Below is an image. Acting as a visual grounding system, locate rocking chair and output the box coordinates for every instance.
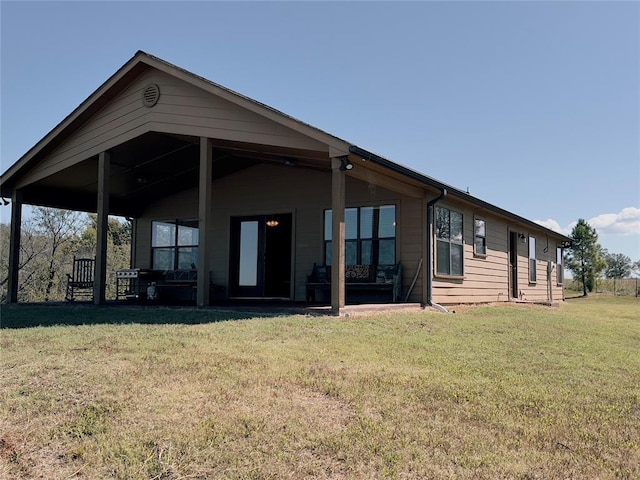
[65,256,96,301]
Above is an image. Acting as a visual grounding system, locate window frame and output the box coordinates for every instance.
[151,219,199,271]
[323,204,397,267]
[435,206,464,277]
[473,217,487,257]
[528,235,537,283]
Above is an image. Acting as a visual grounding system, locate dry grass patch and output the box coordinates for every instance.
[1,296,638,479]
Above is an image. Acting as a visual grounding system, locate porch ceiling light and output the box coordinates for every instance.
[339,156,354,171]
[266,216,279,227]
[283,158,297,167]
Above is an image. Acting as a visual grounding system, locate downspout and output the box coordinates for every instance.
[426,189,448,313]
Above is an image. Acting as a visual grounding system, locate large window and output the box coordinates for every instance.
[474,218,487,256]
[436,207,463,276]
[529,236,537,283]
[152,220,199,270]
[556,247,564,285]
[324,205,396,266]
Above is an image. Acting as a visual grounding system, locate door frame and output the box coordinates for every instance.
[509,230,519,299]
[228,212,295,299]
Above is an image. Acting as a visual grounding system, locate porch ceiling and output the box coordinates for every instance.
[17,131,332,217]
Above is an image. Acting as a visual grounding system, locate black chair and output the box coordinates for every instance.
[65,256,96,301]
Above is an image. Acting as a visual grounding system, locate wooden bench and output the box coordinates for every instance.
[149,270,225,304]
[156,269,198,303]
[306,263,402,304]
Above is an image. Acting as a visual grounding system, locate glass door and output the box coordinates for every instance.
[229,214,292,298]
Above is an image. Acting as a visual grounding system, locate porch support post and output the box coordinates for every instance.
[7,190,23,304]
[197,137,213,307]
[421,192,429,307]
[331,156,346,314]
[94,151,110,305]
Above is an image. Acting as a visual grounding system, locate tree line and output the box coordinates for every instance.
[0,207,131,303]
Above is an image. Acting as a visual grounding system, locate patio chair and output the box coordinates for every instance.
[65,256,96,301]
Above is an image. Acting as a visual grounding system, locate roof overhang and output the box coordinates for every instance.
[348,145,573,243]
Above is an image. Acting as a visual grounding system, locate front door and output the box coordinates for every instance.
[509,231,519,299]
[229,214,292,298]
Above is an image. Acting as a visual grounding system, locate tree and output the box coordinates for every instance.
[0,220,48,302]
[632,260,640,277]
[1,209,132,303]
[565,219,606,296]
[603,252,632,279]
[32,207,87,301]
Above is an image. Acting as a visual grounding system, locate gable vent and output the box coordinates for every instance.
[142,83,160,107]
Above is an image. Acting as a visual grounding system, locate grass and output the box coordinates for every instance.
[0,296,638,479]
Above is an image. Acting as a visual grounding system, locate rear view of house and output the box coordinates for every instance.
[0,51,570,312]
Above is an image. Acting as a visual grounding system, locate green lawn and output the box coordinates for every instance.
[1,296,638,479]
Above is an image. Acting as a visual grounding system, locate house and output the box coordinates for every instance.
[0,51,571,312]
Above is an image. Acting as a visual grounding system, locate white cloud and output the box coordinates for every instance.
[535,207,640,237]
[533,219,570,235]
[587,207,640,235]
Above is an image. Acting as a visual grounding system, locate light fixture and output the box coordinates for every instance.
[266,216,279,227]
[283,158,297,167]
[339,156,354,171]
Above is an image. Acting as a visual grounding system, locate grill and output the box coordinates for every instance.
[116,269,162,300]
[116,269,140,279]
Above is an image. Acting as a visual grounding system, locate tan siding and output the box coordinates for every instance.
[431,201,566,305]
[134,165,566,305]
[399,198,424,303]
[433,201,510,303]
[22,69,327,187]
[137,178,562,305]
[135,163,419,301]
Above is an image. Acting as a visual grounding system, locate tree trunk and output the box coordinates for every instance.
[44,259,55,302]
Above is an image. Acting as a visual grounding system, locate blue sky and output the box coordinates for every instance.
[1,1,639,261]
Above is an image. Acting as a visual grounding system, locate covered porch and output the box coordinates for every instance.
[1,52,438,313]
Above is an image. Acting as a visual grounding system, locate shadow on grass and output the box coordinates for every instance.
[0,303,302,329]
[565,294,588,300]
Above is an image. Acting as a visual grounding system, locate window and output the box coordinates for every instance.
[529,236,536,283]
[436,207,464,276]
[324,205,396,266]
[152,220,199,270]
[474,218,487,256]
[556,247,564,285]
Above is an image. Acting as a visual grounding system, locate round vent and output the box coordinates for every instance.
[142,83,160,107]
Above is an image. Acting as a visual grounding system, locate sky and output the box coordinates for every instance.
[1,1,639,262]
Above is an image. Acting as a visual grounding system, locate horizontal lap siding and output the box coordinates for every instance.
[432,202,565,304]
[433,202,509,304]
[23,69,326,186]
[135,177,566,305]
[136,165,413,301]
[520,237,565,303]
[399,199,424,303]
